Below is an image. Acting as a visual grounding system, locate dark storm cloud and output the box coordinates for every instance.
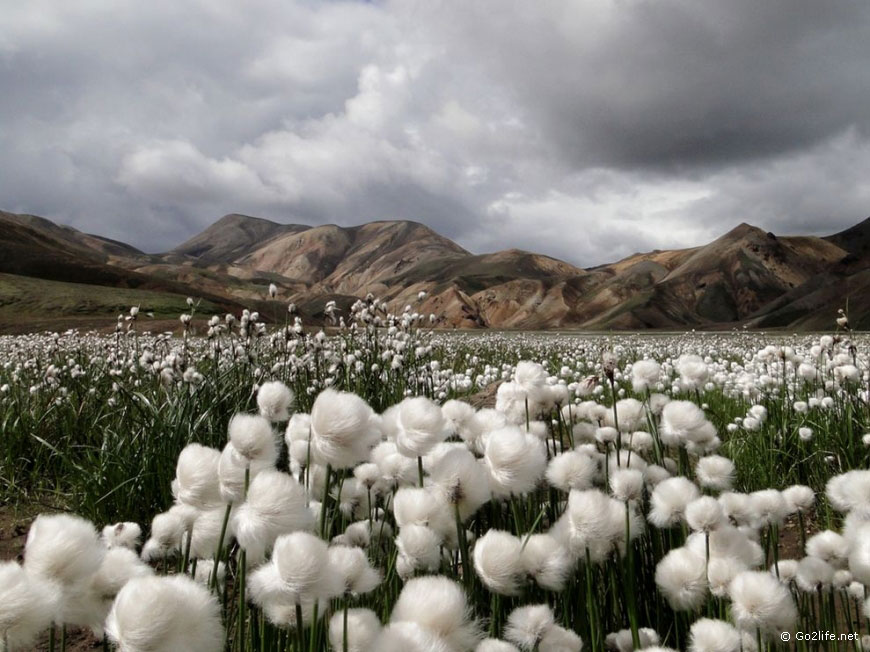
[435,0,870,170]
[1,0,869,263]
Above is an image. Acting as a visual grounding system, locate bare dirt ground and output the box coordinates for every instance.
[467,380,499,409]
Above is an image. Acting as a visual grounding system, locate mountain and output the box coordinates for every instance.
[0,210,147,262]
[0,211,250,326]
[172,213,311,262]
[1,209,867,332]
[745,217,870,329]
[640,224,843,323]
[238,220,469,293]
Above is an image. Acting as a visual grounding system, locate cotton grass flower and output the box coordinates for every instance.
[833,569,853,588]
[24,514,105,589]
[310,389,379,468]
[181,506,239,561]
[272,531,337,600]
[195,561,226,585]
[562,487,643,561]
[328,545,381,596]
[728,570,797,638]
[441,399,476,438]
[0,561,61,650]
[354,462,382,492]
[687,526,763,568]
[141,511,185,561]
[393,487,451,532]
[677,354,708,389]
[397,396,449,458]
[484,426,547,498]
[605,398,645,432]
[649,477,700,528]
[539,625,582,652]
[718,493,755,527]
[515,360,549,395]
[749,490,788,526]
[688,618,742,652]
[373,622,453,652]
[660,401,713,447]
[606,627,660,651]
[232,470,314,564]
[610,468,644,502]
[795,556,834,592]
[655,547,708,611]
[706,557,747,598]
[396,524,443,579]
[595,426,618,445]
[371,440,417,489]
[328,608,382,652]
[631,359,661,393]
[259,597,326,630]
[467,408,509,453]
[218,441,277,504]
[644,465,671,487]
[101,522,142,550]
[477,639,521,652]
[390,576,482,652]
[473,530,524,595]
[565,489,617,548]
[257,380,294,422]
[695,456,736,492]
[228,413,277,462]
[71,547,154,636]
[106,574,223,652]
[428,447,492,521]
[173,443,223,509]
[504,604,555,650]
[284,412,312,450]
[770,559,798,583]
[520,533,572,592]
[806,530,849,566]
[827,470,870,513]
[686,497,726,533]
[546,450,598,492]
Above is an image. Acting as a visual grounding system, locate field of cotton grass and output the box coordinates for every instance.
[2,297,870,651]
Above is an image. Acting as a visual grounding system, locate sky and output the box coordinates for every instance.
[2,0,869,266]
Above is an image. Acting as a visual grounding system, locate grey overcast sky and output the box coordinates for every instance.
[2,0,869,265]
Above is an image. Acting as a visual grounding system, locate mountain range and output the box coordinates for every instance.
[1,208,867,332]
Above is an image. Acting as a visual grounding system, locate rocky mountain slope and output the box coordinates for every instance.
[1,209,867,331]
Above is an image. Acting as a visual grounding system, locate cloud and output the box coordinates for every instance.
[1,0,868,263]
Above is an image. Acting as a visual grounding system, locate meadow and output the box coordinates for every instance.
[1,297,869,651]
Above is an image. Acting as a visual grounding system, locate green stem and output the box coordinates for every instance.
[211,502,232,590]
[295,601,305,652]
[343,599,349,652]
[308,601,320,652]
[238,549,247,650]
[625,502,640,649]
[320,464,332,538]
[454,501,471,590]
[237,466,250,651]
[585,548,599,652]
[181,525,193,575]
